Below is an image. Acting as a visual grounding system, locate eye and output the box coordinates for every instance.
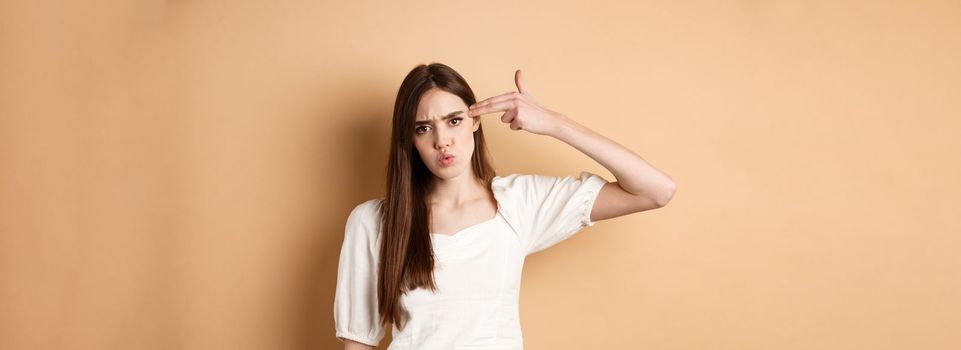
[449,118,462,126]
[415,125,430,134]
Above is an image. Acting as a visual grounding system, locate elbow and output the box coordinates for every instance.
[654,181,677,208]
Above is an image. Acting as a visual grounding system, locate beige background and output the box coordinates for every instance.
[1,0,959,349]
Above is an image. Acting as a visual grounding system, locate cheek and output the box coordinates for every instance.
[412,139,430,156]
[456,123,473,137]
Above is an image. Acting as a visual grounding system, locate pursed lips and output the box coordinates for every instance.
[437,152,455,161]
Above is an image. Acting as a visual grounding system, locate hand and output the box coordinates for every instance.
[467,69,568,136]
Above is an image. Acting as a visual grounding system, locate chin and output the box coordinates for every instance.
[431,165,469,180]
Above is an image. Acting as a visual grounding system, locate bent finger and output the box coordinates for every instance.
[500,109,517,124]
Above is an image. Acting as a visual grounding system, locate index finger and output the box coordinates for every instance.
[470,91,519,110]
[468,100,514,117]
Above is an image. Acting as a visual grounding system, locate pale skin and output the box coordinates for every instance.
[468,69,677,220]
[343,340,374,350]
[341,69,675,349]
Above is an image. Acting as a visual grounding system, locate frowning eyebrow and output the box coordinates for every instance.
[415,110,464,126]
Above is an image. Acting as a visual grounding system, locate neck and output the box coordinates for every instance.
[428,171,487,208]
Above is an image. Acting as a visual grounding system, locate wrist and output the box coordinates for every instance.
[549,113,578,139]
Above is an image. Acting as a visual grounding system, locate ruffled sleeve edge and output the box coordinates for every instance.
[336,330,381,347]
[577,170,609,227]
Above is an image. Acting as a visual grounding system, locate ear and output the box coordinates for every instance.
[472,116,481,132]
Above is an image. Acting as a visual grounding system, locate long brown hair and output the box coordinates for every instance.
[378,63,496,330]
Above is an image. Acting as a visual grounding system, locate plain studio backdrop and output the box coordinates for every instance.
[1,0,959,349]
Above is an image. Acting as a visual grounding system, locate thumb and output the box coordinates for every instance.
[514,69,530,95]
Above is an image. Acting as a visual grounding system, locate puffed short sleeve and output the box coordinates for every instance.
[333,199,387,346]
[492,171,608,256]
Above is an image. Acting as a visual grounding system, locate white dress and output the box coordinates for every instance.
[334,171,608,349]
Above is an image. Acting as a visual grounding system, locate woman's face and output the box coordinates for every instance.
[412,87,481,181]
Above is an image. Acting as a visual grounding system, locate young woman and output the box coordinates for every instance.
[334,63,676,349]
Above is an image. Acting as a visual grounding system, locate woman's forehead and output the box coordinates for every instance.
[416,89,466,120]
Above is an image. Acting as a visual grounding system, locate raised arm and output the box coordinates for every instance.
[467,69,676,222]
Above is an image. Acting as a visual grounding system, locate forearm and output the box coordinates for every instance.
[344,339,374,350]
[550,115,676,205]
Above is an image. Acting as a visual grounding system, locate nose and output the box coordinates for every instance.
[433,126,452,150]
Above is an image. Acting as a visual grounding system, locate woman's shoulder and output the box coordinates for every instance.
[491,172,581,192]
[350,197,385,216]
[490,173,544,211]
[345,197,385,239]
[490,173,535,190]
